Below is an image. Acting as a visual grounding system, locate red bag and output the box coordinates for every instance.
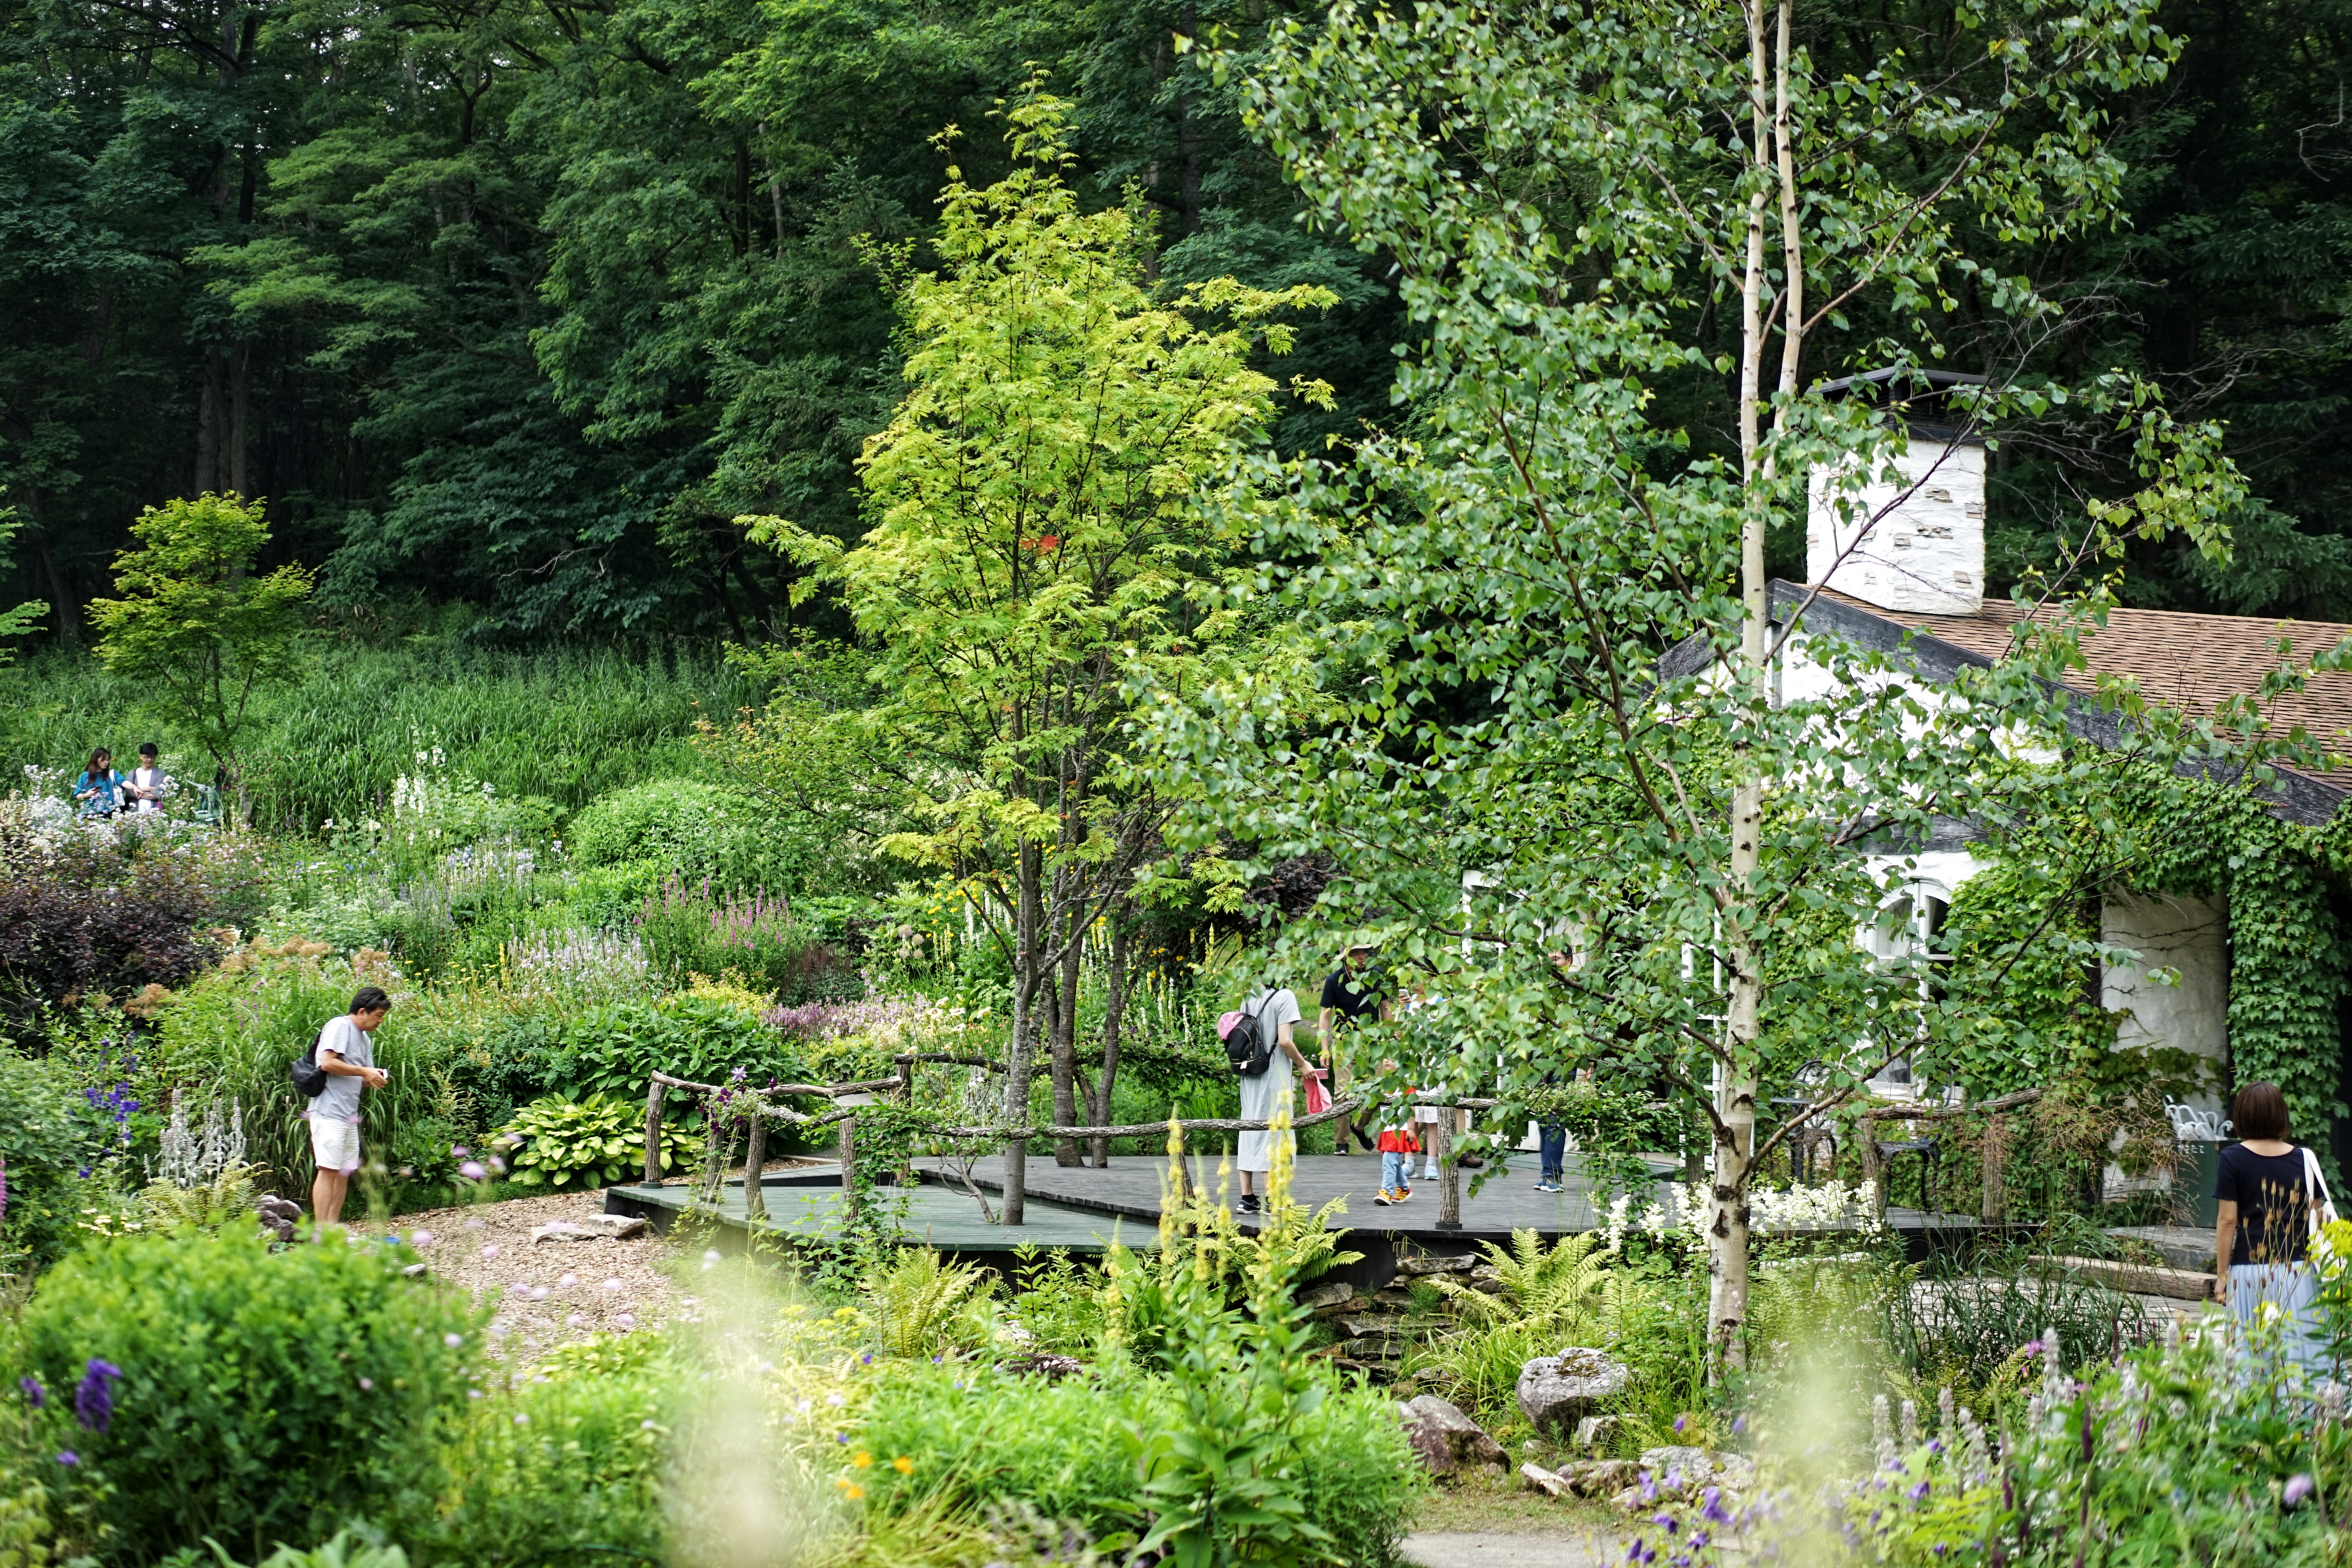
[1303,1068,1332,1117]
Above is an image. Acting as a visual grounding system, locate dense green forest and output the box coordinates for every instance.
[4,0,2352,637]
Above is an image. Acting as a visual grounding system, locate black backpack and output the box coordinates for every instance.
[290,1029,330,1098]
[1219,992,1277,1078]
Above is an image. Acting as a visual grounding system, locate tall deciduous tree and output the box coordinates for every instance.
[1158,0,2255,1363]
[87,493,314,811]
[751,85,1331,1223]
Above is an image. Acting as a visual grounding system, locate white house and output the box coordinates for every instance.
[1666,371,2352,1159]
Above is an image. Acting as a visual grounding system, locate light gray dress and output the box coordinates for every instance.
[1236,987,1303,1173]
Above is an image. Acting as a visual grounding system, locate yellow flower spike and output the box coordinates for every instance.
[893,1455,915,1474]
[852,1451,873,1468]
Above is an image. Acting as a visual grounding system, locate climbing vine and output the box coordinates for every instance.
[1938,764,2352,1181]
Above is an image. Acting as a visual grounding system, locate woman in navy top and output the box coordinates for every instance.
[72,748,123,818]
[2213,1080,2329,1375]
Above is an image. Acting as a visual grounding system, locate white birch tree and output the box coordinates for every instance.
[1154,0,2252,1365]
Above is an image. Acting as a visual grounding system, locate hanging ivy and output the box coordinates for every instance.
[1939,859,2115,1097]
[1915,759,2352,1186]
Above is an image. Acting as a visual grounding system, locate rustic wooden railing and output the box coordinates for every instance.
[1855,1087,2043,1222]
[639,1054,1502,1229]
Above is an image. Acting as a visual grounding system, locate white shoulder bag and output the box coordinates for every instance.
[2304,1146,2341,1240]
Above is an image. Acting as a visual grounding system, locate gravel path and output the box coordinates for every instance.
[393,1190,691,1361]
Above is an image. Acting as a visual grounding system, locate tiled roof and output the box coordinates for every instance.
[1815,586,2352,759]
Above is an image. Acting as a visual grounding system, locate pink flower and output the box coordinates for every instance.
[460,1161,486,1181]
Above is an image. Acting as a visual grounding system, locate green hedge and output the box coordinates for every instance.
[6,1232,485,1564]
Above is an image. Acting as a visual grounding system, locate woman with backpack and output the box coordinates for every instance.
[1230,978,1312,1215]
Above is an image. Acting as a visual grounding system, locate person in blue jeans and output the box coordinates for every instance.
[1536,1122,1568,1194]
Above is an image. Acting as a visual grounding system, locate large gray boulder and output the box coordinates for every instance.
[1396,1394,1508,1475]
[1515,1347,1630,1437]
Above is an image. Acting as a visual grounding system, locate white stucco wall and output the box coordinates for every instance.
[2100,890,2230,1197]
[2100,890,2230,1096]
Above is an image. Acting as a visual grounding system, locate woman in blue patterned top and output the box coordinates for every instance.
[72,748,123,818]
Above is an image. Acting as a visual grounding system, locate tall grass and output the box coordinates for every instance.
[1,641,759,830]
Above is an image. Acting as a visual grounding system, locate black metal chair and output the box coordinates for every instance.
[1770,1059,1838,1185]
[1873,1083,1960,1212]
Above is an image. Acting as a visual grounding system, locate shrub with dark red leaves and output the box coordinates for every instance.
[0,808,246,1032]
[0,879,223,1024]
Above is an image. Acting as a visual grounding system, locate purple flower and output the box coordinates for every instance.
[2286,1473,2316,1508]
[459,1161,486,1181]
[74,1360,122,1434]
[2021,1339,2043,1355]
[55,1451,77,1466]
[1673,1414,1688,1434]
[19,1376,42,1408]
[1908,1480,1931,1502]
[1701,1488,1730,1525]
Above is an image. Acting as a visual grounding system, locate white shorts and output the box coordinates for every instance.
[309,1117,361,1174]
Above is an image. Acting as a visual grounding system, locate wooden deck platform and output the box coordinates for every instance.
[603,1154,1992,1281]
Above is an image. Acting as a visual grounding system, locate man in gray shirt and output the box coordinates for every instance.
[309,986,391,1225]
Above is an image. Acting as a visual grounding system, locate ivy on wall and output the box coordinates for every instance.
[1929,764,2352,1182]
[2129,777,2348,1162]
[1940,859,2114,1097]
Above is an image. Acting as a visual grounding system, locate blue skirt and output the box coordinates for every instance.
[2227,1262,2329,1381]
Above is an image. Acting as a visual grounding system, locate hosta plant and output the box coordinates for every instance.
[495,1094,701,1188]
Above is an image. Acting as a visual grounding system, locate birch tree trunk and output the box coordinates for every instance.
[1707,0,1801,1373]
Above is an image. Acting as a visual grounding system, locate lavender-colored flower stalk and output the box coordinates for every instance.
[2286,1473,2316,1508]
[19,1375,42,1408]
[74,1359,122,1434]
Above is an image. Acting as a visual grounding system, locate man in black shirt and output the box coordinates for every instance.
[1320,943,1383,1152]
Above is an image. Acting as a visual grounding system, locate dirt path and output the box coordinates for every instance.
[390,1190,691,1360]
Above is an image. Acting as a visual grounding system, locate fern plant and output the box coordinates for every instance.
[1412,1229,1658,1431]
[137,1162,258,1233]
[864,1246,996,1359]
[1427,1229,1610,1332]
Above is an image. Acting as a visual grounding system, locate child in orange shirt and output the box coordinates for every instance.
[1372,1058,1419,1205]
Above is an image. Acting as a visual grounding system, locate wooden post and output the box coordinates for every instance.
[643,1078,665,1186]
[1860,1119,1886,1220]
[1980,1113,2005,1225]
[839,1111,859,1223]
[742,1107,766,1221]
[1434,1111,1461,1230]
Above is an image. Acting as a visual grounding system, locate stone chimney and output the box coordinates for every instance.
[1804,369,1986,616]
